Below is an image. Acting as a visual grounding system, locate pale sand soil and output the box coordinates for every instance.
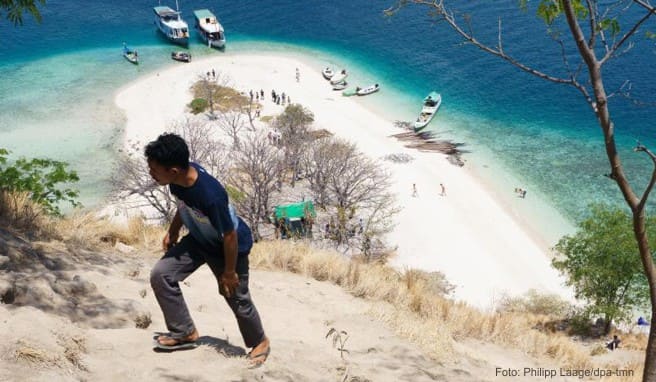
[0,228,643,381]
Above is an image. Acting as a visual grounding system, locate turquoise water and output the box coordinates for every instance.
[1,1,655,244]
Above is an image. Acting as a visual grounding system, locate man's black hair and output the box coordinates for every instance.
[144,133,190,169]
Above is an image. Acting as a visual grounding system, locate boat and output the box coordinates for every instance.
[342,88,357,97]
[122,43,139,65]
[332,81,348,90]
[153,2,189,46]
[330,69,348,85]
[322,67,334,80]
[355,83,380,96]
[193,9,225,48]
[413,91,442,131]
[171,51,191,62]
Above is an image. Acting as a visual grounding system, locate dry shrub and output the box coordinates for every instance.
[496,289,571,316]
[0,190,54,238]
[14,341,59,368]
[58,335,87,371]
[54,213,164,250]
[590,345,607,356]
[617,331,648,351]
[250,240,599,368]
[134,312,152,329]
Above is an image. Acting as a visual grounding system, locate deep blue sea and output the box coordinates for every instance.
[1,0,655,243]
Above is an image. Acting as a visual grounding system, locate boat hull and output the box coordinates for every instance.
[154,15,189,47]
[413,92,442,131]
[197,29,226,48]
[171,52,191,62]
[193,9,225,49]
[123,54,138,65]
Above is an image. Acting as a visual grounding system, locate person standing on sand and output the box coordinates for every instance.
[145,133,270,366]
[440,183,446,196]
[412,183,418,197]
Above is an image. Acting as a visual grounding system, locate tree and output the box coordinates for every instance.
[272,104,315,187]
[306,138,398,254]
[0,148,80,216]
[111,118,230,223]
[227,132,284,241]
[553,204,654,334]
[218,109,247,149]
[387,1,656,378]
[1,0,45,25]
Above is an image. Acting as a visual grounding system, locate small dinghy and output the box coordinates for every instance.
[322,67,334,80]
[332,80,348,90]
[122,43,139,65]
[330,69,348,85]
[171,51,192,63]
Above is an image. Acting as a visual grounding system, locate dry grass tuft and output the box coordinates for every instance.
[14,343,52,364]
[134,312,152,329]
[59,335,88,371]
[54,212,164,250]
[496,289,571,316]
[0,191,55,238]
[616,331,648,351]
[250,240,604,368]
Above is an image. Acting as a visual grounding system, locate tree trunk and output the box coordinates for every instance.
[561,2,656,379]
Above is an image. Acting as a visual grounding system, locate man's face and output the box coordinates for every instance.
[147,159,179,186]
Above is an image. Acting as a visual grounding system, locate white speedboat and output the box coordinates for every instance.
[193,9,225,49]
[322,67,334,80]
[330,69,348,85]
[154,3,189,46]
[414,91,442,131]
[356,83,380,96]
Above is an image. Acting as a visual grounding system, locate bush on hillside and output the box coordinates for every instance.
[189,98,208,114]
[0,148,80,217]
[496,289,572,316]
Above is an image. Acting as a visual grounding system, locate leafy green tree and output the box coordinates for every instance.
[387,1,656,378]
[272,104,315,187]
[1,0,45,25]
[0,148,80,216]
[554,205,654,333]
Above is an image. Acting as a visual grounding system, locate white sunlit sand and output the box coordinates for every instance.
[115,53,572,308]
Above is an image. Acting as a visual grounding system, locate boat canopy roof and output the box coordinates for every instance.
[193,9,217,20]
[154,6,179,17]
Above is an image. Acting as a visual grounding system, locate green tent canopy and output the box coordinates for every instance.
[274,201,316,220]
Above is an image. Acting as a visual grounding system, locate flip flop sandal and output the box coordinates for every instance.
[247,346,271,368]
[153,336,199,351]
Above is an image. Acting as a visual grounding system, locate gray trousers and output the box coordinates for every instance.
[150,235,265,348]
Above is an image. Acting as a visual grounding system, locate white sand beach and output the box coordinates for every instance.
[115,53,572,308]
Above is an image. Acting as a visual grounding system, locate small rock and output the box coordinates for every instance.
[114,242,135,254]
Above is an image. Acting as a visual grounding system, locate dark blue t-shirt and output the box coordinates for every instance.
[169,163,253,254]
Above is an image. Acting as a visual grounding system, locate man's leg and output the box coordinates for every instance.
[205,254,266,348]
[150,235,205,340]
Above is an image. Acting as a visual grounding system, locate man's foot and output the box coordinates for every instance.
[157,328,199,347]
[247,337,270,367]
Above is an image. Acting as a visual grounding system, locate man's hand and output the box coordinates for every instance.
[162,232,179,251]
[219,271,239,298]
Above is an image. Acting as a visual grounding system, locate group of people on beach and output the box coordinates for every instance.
[514,187,527,198]
[247,88,291,107]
